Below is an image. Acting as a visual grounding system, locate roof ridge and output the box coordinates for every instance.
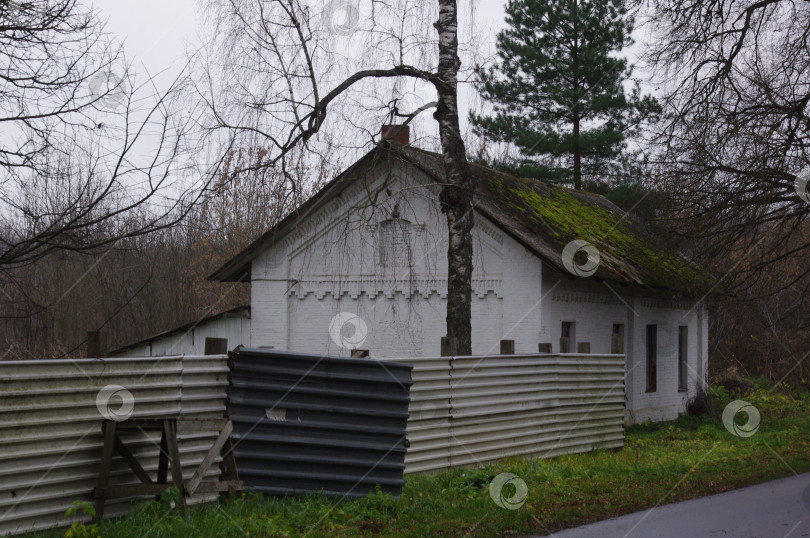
[397,145,608,200]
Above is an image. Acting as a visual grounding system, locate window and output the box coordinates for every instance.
[678,326,688,391]
[560,322,575,353]
[646,325,657,392]
[378,218,413,270]
[611,323,625,354]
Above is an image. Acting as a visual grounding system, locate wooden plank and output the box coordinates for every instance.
[118,416,177,431]
[165,419,187,510]
[94,421,117,521]
[97,481,244,498]
[156,426,168,501]
[113,424,162,432]
[95,483,173,497]
[175,418,229,432]
[185,421,233,496]
[113,436,153,484]
[184,480,244,494]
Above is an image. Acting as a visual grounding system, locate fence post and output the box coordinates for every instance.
[441,337,455,357]
[87,331,104,357]
[499,340,515,354]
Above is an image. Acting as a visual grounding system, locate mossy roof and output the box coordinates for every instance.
[210,144,713,296]
[398,146,713,295]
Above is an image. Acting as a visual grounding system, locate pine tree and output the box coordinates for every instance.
[471,0,659,190]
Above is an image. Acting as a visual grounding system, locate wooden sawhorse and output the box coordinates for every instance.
[94,417,242,520]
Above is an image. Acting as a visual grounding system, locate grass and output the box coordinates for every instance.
[26,381,810,537]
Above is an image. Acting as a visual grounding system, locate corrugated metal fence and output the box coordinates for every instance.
[228,349,412,498]
[0,355,229,536]
[0,351,623,534]
[402,354,626,473]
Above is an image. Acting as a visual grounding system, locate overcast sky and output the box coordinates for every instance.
[94,0,510,110]
[93,0,204,85]
[94,0,648,89]
[95,0,512,67]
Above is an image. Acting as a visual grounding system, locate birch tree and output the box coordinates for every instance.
[199,0,478,354]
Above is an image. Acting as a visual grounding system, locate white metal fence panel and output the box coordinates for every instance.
[400,354,625,473]
[0,355,229,536]
[399,357,452,473]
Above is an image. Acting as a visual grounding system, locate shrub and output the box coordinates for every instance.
[63,501,98,538]
[686,387,712,416]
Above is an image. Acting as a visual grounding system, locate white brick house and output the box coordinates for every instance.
[209,128,711,423]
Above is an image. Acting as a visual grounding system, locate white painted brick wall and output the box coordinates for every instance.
[113,315,251,357]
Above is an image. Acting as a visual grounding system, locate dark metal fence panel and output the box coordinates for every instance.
[227,349,412,499]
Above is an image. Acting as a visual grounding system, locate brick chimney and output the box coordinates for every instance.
[381,124,410,146]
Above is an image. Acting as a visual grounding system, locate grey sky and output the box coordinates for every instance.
[90,0,513,167]
[95,0,509,105]
[94,0,203,83]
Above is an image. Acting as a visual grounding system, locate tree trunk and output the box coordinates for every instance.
[573,114,581,190]
[435,0,474,356]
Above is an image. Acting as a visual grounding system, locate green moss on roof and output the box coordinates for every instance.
[482,174,710,291]
[395,145,711,292]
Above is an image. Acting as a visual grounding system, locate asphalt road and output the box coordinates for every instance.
[543,473,810,538]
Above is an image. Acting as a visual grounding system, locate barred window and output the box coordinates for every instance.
[378,218,412,269]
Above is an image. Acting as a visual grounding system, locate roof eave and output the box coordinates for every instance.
[208,262,252,283]
[109,305,251,354]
